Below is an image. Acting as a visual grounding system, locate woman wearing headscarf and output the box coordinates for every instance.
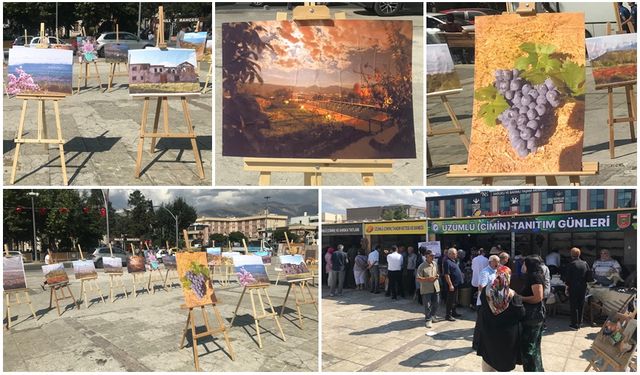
[324,247,335,287]
[475,266,525,372]
[353,249,369,290]
[520,255,546,371]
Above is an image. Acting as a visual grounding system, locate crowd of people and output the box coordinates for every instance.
[323,243,633,372]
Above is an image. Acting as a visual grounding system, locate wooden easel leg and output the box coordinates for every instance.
[53,100,68,185]
[249,289,262,348]
[10,99,28,185]
[625,85,636,140]
[190,309,200,371]
[304,172,322,186]
[109,276,115,303]
[305,282,318,311]
[122,276,129,299]
[525,176,536,186]
[181,97,205,179]
[53,287,62,316]
[163,269,170,288]
[107,63,116,92]
[179,308,192,349]
[150,97,162,153]
[569,176,581,186]
[80,280,88,308]
[263,289,286,342]
[6,293,12,329]
[94,279,106,304]
[608,88,615,158]
[135,98,150,178]
[147,271,153,294]
[279,283,293,318]
[93,62,102,88]
[481,177,493,186]
[212,305,236,360]
[294,283,304,328]
[84,63,89,88]
[25,291,37,320]
[49,287,54,309]
[66,285,80,310]
[544,176,558,186]
[230,287,246,326]
[441,95,469,149]
[361,173,375,186]
[258,172,271,186]
[39,99,48,151]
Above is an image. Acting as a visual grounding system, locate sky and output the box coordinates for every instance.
[322,189,487,215]
[251,20,412,87]
[183,32,207,44]
[586,33,637,60]
[128,48,196,67]
[9,47,73,65]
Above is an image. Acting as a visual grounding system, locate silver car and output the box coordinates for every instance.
[95,31,154,57]
[91,246,128,267]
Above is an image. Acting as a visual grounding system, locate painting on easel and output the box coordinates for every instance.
[72,259,98,280]
[426,43,462,95]
[128,48,200,95]
[206,247,222,266]
[592,312,637,368]
[468,13,586,173]
[77,36,98,62]
[105,43,129,63]
[144,250,160,270]
[42,263,69,285]
[233,255,270,286]
[103,256,123,273]
[279,255,311,279]
[586,33,637,87]
[3,256,27,290]
[162,255,177,268]
[177,252,217,307]
[222,20,416,159]
[182,31,208,60]
[127,255,146,273]
[7,47,73,96]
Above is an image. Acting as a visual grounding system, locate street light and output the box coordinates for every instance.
[26,191,39,262]
[264,196,271,243]
[154,205,178,249]
[100,189,110,245]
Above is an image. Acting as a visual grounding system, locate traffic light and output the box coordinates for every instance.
[15,206,23,213]
[100,207,107,217]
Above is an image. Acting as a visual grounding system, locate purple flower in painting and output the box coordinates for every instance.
[7,67,40,95]
[236,267,256,286]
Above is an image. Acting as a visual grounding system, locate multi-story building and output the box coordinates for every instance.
[289,212,319,226]
[192,213,289,241]
[322,212,344,224]
[346,204,426,221]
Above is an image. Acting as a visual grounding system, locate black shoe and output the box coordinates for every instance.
[452,312,462,318]
[569,324,579,330]
[374,291,380,294]
[446,316,456,322]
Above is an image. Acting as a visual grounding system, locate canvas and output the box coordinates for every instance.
[592,313,637,368]
[162,255,177,269]
[203,39,213,62]
[261,255,272,265]
[222,20,416,159]
[42,263,69,285]
[128,48,200,95]
[233,255,270,286]
[427,43,462,95]
[105,43,129,63]
[206,247,222,266]
[467,13,586,173]
[586,33,637,87]
[103,256,123,273]
[3,256,27,291]
[182,31,207,60]
[7,47,73,96]
[77,36,98,62]
[177,252,217,307]
[72,259,98,280]
[279,255,311,279]
[127,255,146,273]
[144,250,160,270]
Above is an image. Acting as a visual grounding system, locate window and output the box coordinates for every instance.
[463,197,474,216]
[616,189,634,208]
[540,191,554,212]
[445,199,456,217]
[427,201,440,218]
[481,196,491,212]
[589,189,605,209]
[564,190,579,211]
[499,195,510,211]
[123,33,138,41]
[104,33,116,40]
[519,193,531,213]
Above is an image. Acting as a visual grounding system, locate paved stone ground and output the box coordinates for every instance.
[3,62,212,186]
[215,4,424,186]
[3,265,318,372]
[322,287,600,372]
[427,65,637,186]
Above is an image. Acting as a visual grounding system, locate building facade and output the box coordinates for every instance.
[129,61,197,84]
[193,213,289,241]
[289,213,319,226]
[346,204,426,221]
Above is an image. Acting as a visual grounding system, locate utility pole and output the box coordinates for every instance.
[263,196,271,244]
[101,189,110,245]
[155,205,178,249]
[26,191,39,262]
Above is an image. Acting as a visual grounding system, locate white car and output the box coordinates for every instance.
[29,36,73,49]
[95,31,154,57]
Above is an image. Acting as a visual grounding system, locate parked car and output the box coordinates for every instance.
[426,12,474,43]
[95,31,154,58]
[29,36,73,49]
[155,248,171,262]
[440,8,501,24]
[12,35,34,46]
[91,246,128,268]
[358,2,423,16]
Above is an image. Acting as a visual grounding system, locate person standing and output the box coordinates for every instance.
[353,249,368,290]
[324,247,334,287]
[545,249,561,275]
[330,245,348,297]
[346,246,358,289]
[472,254,499,350]
[499,252,510,267]
[405,246,418,298]
[565,247,591,330]
[416,250,440,328]
[471,248,489,293]
[619,2,632,32]
[176,26,186,47]
[443,248,463,321]
[520,255,546,372]
[368,246,380,293]
[386,246,403,300]
[592,249,622,284]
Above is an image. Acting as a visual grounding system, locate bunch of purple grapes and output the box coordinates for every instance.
[494,69,562,157]
[185,270,207,298]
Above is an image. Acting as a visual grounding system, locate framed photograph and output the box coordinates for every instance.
[279,255,311,280]
[586,33,636,87]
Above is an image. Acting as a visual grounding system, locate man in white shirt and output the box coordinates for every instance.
[368,247,380,294]
[477,255,499,306]
[545,249,561,275]
[593,249,622,284]
[386,245,403,300]
[471,248,489,290]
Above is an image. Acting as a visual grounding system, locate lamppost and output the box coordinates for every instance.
[101,189,110,245]
[154,205,178,249]
[263,196,271,245]
[26,191,39,261]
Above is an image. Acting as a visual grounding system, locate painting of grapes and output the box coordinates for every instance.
[468,13,586,173]
[222,20,416,159]
[177,252,217,307]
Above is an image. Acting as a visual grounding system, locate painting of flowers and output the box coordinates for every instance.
[7,47,73,96]
[77,36,98,62]
[233,255,270,286]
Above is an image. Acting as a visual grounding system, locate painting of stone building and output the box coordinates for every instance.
[128,48,200,95]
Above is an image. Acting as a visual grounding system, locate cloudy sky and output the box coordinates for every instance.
[253,20,412,87]
[322,189,487,215]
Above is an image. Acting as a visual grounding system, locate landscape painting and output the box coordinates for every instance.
[467,13,585,173]
[182,31,207,60]
[3,256,27,291]
[280,254,311,279]
[233,255,270,286]
[427,43,462,95]
[105,43,129,63]
[586,33,637,87]
[7,47,73,96]
[162,255,177,269]
[103,256,123,273]
[72,259,98,280]
[206,247,222,266]
[127,255,146,273]
[204,39,212,62]
[222,20,416,159]
[177,252,217,307]
[42,263,69,285]
[128,48,200,95]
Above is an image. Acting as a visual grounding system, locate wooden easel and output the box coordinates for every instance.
[48,282,80,316]
[130,244,150,297]
[133,6,205,180]
[106,24,128,92]
[245,3,389,186]
[76,244,105,308]
[76,26,102,93]
[4,246,37,329]
[230,284,286,348]
[107,243,128,302]
[426,90,469,167]
[10,23,69,186]
[163,265,180,288]
[279,277,317,329]
[179,302,236,371]
[446,3,600,186]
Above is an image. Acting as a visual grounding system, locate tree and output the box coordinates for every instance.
[127,190,153,239]
[228,231,247,244]
[153,197,197,247]
[272,229,300,243]
[381,206,409,221]
[209,233,228,247]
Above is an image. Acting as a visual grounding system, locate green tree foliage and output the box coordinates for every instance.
[153,197,197,247]
[127,190,154,239]
[228,231,247,244]
[381,206,409,221]
[271,229,300,243]
[209,233,228,246]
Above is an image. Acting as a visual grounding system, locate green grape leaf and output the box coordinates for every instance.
[477,96,509,127]
[521,68,548,85]
[181,277,191,289]
[558,61,586,97]
[519,42,538,54]
[474,85,498,101]
[515,55,534,70]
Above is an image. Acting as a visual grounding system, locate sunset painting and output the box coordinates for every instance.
[222,20,416,159]
[72,259,98,280]
[42,263,69,285]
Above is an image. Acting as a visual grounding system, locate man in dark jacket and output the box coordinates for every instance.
[564,247,591,330]
[330,244,348,297]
